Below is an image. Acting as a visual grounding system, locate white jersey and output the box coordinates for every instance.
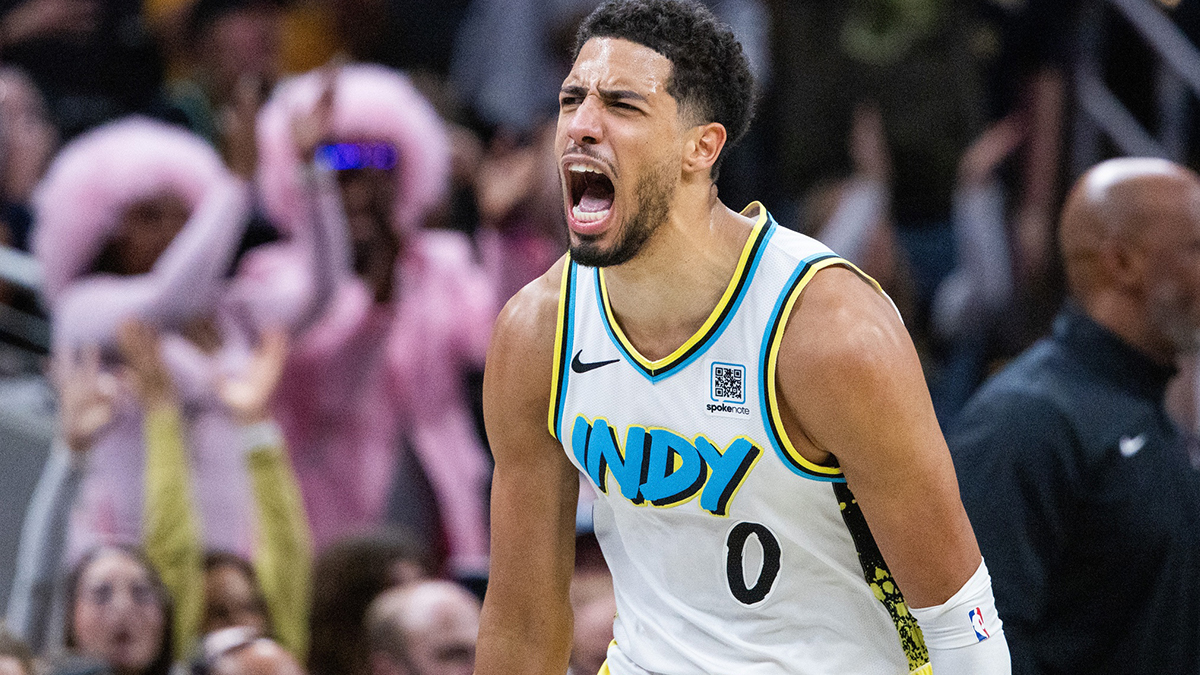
[550,204,931,675]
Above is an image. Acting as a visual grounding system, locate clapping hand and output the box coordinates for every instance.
[218,327,288,426]
[52,344,117,454]
[116,319,175,412]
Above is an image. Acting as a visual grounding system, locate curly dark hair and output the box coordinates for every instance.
[574,0,755,176]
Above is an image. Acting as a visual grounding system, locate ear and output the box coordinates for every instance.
[682,122,727,178]
[1102,237,1148,293]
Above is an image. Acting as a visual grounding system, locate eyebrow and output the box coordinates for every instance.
[560,85,649,104]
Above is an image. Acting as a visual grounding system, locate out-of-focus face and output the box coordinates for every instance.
[0,68,57,201]
[202,563,269,636]
[403,593,478,675]
[0,655,28,675]
[1141,180,1200,356]
[72,550,166,675]
[212,640,305,675]
[555,37,683,268]
[202,7,282,96]
[335,164,399,299]
[109,193,190,276]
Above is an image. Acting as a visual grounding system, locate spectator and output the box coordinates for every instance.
[6,344,114,654]
[803,104,910,312]
[199,553,270,640]
[765,0,988,335]
[365,581,479,675]
[0,66,57,252]
[30,117,252,559]
[62,546,174,675]
[29,114,339,562]
[8,318,311,661]
[0,0,169,139]
[255,64,495,576]
[473,120,566,303]
[169,0,285,148]
[567,544,614,675]
[197,629,304,675]
[115,320,310,659]
[307,530,430,675]
[948,157,1200,673]
[0,625,34,675]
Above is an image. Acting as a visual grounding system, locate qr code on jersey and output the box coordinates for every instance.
[711,362,745,403]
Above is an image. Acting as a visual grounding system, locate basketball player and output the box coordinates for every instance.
[476,1,1011,673]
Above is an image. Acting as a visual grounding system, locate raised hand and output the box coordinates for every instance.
[221,73,268,181]
[116,319,175,412]
[958,115,1026,189]
[291,66,338,162]
[219,327,288,425]
[849,104,890,183]
[52,344,117,454]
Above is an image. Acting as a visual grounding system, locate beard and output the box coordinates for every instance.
[1148,282,1200,356]
[569,159,674,268]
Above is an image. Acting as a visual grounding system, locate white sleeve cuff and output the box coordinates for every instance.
[239,420,284,455]
[909,558,1005,649]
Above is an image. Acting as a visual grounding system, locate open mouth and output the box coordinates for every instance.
[566,163,615,225]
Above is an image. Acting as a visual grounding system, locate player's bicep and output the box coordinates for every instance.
[478,271,578,674]
[781,268,980,608]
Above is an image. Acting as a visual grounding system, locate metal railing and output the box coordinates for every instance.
[1073,0,1200,174]
[0,245,48,352]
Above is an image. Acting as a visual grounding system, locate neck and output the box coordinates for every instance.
[1085,292,1177,367]
[599,183,756,360]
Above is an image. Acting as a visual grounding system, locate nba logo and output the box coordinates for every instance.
[969,607,990,641]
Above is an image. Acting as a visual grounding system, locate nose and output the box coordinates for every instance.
[110,587,136,614]
[566,94,604,147]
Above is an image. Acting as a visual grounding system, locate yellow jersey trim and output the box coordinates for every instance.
[595,203,770,378]
[763,257,887,479]
[548,261,575,440]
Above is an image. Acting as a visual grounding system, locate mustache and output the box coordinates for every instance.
[561,143,617,177]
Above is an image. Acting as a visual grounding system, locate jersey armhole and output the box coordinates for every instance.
[548,261,576,441]
[759,255,893,481]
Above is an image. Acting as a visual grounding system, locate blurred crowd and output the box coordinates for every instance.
[0,0,1195,673]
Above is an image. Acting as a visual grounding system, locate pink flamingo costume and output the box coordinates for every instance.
[32,117,341,560]
[255,65,496,574]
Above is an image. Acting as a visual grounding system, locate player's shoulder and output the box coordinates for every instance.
[488,256,569,374]
[766,222,837,265]
[484,256,569,441]
[781,264,912,384]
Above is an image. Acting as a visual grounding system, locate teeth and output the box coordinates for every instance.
[572,204,610,223]
[567,163,605,176]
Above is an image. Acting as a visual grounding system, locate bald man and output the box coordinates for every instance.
[210,639,306,675]
[948,157,1200,674]
[365,581,479,675]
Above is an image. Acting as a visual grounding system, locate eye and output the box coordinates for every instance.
[560,95,581,108]
[130,583,157,606]
[88,584,114,605]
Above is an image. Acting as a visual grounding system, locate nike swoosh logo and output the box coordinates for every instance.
[571,350,619,374]
[1119,434,1147,458]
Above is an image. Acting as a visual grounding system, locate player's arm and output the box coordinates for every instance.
[778,267,1010,673]
[475,259,581,675]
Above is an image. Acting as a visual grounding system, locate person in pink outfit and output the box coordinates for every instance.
[255,64,496,576]
[31,115,340,561]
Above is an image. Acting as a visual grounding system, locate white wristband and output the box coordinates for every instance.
[909,559,1004,649]
[239,420,284,455]
[909,560,1011,674]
